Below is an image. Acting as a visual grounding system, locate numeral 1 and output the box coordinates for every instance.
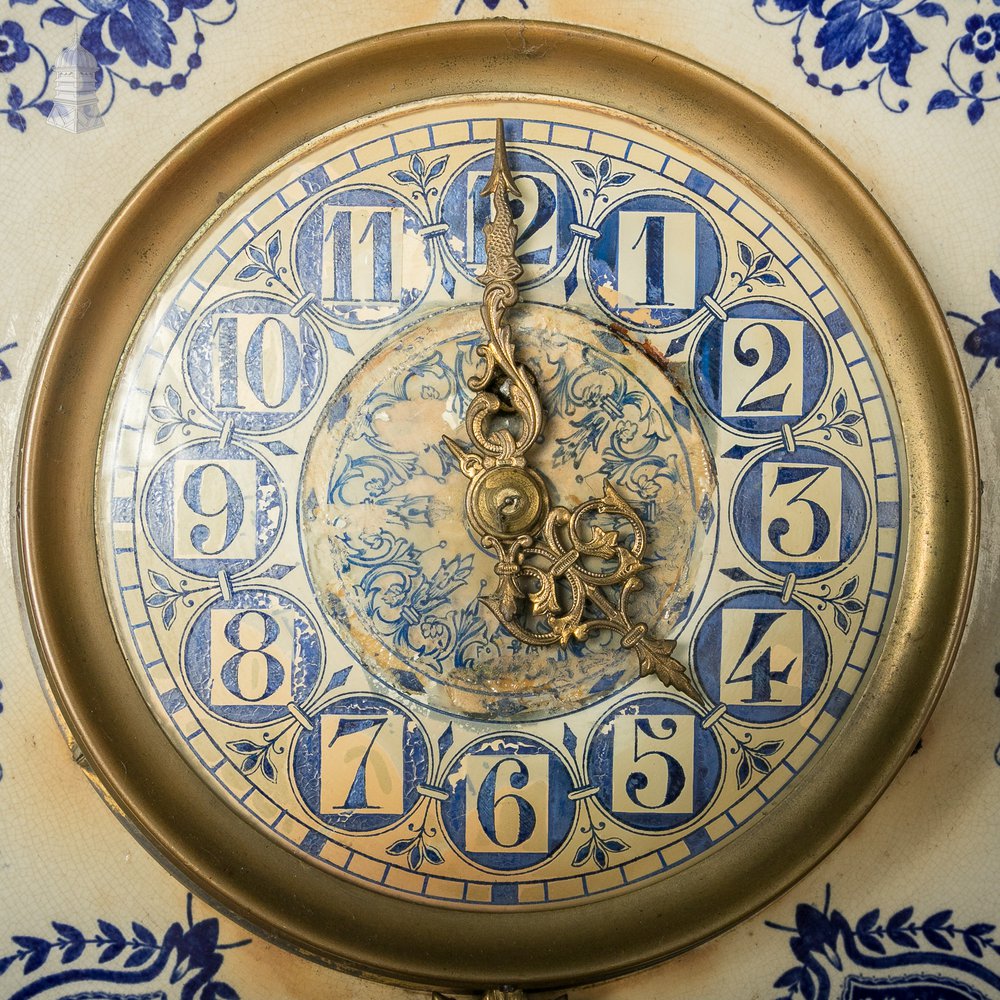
[213,314,302,412]
[321,205,403,304]
[615,211,696,310]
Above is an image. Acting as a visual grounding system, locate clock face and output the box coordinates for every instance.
[19,22,976,989]
[96,95,903,908]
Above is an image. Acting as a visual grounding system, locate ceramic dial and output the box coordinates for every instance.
[96,95,906,910]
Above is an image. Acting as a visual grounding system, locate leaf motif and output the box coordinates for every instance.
[386,838,413,856]
[388,170,416,185]
[735,752,751,789]
[259,753,277,782]
[7,112,26,134]
[99,941,125,963]
[968,99,985,126]
[262,563,295,580]
[123,947,154,968]
[7,84,22,109]
[965,933,984,958]
[247,244,267,266]
[888,928,919,948]
[154,423,176,445]
[756,271,784,285]
[98,920,124,945]
[833,606,849,635]
[424,845,444,865]
[755,740,783,756]
[838,576,858,599]
[235,264,263,281]
[841,411,862,425]
[145,593,172,607]
[990,271,1000,306]
[148,570,172,593]
[837,426,862,447]
[165,385,181,411]
[412,152,425,178]
[841,599,864,614]
[928,89,959,112]
[15,937,51,975]
[606,171,633,187]
[408,843,422,871]
[604,838,627,853]
[925,909,953,930]
[833,388,847,416]
[857,933,885,954]
[61,940,85,964]
[425,157,447,182]
[738,241,753,268]
[572,842,592,867]
[162,601,177,630]
[438,723,454,755]
[562,723,578,756]
[857,909,880,934]
[774,968,803,990]
[228,740,263,755]
[751,252,773,274]
[594,844,608,869]
[266,232,281,267]
[924,927,952,950]
[238,750,262,775]
[573,159,597,182]
[967,922,995,937]
[887,906,914,931]
[597,156,611,183]
[0,955,16,977]
[41,5,75,25]
[971,72,985,96]
[915,1,947,20]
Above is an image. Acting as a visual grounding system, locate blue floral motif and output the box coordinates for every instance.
[754,0,1000,124]
[949,266,1000,385]
[0,895,248,999]
[0,19,29,70]
[767,886,1000,1000]
[1,0,236,134]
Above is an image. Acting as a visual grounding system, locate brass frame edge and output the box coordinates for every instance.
[16,19,979,991]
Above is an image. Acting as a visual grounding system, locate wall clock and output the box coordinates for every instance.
[16,19,978,996]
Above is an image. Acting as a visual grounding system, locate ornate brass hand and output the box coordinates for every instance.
[443,120,700,703]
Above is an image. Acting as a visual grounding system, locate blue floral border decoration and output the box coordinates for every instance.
[753,0,1000,126]
[0,894,249,1000]
[950,265,1000,386]
[1,0,237,133]
[767,885,1000,1000]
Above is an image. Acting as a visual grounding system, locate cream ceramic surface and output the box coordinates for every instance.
[2,2,997,999]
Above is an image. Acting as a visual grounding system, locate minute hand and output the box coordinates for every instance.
[443,120,700,704]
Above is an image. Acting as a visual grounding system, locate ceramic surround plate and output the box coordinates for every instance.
[16,20,978,992]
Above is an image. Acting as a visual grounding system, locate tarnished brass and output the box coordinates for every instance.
[16,20,979,992]
[445,120,696,700]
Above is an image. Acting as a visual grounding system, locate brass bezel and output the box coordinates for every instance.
[17,20,978,992]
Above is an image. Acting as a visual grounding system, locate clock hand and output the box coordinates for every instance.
[444,120,700,704]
